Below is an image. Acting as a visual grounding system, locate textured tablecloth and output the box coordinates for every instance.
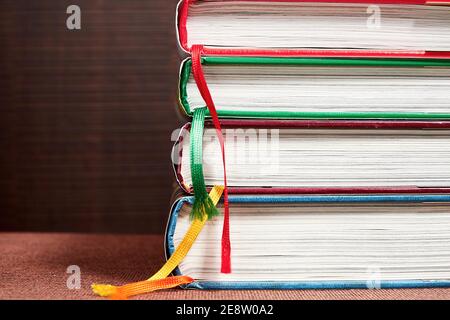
[1,233,449,300]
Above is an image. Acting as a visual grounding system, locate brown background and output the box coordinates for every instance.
[0,0,184,234]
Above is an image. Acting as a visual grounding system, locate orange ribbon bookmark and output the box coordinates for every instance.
[92,276,194,300]
[91,185,224,300]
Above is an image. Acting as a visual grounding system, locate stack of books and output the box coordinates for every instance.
[168,0,450,290]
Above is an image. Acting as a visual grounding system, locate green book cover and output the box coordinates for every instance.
[179,56,450,120]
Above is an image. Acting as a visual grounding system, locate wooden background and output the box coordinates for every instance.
[0,0,185,233]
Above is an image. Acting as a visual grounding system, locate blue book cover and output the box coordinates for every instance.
[166,194,450,290]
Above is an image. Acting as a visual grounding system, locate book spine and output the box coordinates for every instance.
[171,122,192,194]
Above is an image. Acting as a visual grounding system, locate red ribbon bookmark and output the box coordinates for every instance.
[191,44,231,273]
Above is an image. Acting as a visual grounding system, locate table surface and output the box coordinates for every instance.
[1,233,450,300]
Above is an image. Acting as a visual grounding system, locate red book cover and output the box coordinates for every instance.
[172,119,450,194]
[177,0,450,59]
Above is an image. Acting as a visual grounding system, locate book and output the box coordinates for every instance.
[179,56,450,119]
[167,194,450,289]
[173,119,450,193]
[177,0,450,59]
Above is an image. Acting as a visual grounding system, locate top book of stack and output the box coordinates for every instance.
[177,0,450,59]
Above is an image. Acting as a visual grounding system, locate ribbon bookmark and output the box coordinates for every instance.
[190,107,220,220]
[92,276,194,300]
[191,45,231,274]
[92,186,225,300]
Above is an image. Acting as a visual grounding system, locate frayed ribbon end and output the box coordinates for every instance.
[91,284,122,299]
[191,195,219,221]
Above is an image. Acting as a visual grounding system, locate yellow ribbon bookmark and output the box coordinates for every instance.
[92,185,224,300]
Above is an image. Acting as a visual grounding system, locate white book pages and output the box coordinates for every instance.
[180,128,450,187]
[173,201,450,282]
[186,64,450,114]
[186,1,450,51]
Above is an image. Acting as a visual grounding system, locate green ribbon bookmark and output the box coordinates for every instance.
[190,107,220,221]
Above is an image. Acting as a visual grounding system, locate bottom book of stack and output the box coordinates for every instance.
[166,194,450,289]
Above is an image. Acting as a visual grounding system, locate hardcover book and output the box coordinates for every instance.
[173,119,450,194]
[179,56,450,119]
[166,194,450,289]
[177,0,450,59]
